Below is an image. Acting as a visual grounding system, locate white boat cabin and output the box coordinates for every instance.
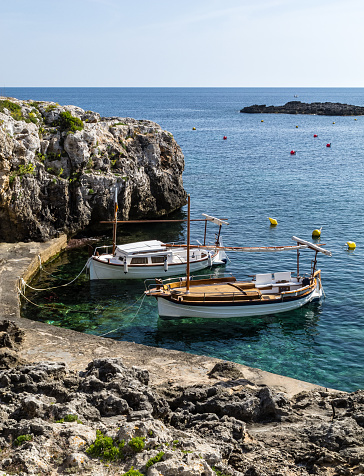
[113,240,208,266]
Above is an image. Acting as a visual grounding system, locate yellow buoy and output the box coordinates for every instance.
[192,127,196,130]
[347,241,356,250]
[268,217,278,226]
[261,120,264,122]
[295,125,298,128]
[355,118,357,121]
[312,227,322,238]
[332,122,335,124]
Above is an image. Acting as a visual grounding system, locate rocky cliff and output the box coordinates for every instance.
[0,97,187,242]
[240,101,364,115]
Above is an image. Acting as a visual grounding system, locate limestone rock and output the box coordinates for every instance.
[0,97,187,242]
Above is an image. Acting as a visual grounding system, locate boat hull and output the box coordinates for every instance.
[88,253,225,280]
[156,281,322,319]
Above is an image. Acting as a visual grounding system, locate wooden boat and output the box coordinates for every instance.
[88,237,227,280]
[145,197,332,319]
[87,191,228,280]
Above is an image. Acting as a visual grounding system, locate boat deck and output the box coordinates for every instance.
[169,281,283,303]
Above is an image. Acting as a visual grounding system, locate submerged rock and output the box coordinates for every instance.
[0,97,187,242]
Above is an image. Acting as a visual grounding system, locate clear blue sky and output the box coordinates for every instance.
[1,0,363,87]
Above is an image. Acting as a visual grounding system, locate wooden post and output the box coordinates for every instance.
[203,219,207,246]
[297,245,300,277]
[186,195,191,292]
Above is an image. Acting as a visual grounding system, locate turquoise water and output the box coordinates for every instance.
[12,87,364,392]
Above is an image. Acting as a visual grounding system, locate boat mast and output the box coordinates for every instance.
[203,219,207,246]
[186,194,191,292]
[112,188,118,255]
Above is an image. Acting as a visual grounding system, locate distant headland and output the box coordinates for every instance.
[240,101,364,116]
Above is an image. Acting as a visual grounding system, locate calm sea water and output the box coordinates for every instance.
[11,87,364,392]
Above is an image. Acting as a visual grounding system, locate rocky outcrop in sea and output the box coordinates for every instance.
[0,97,187,242]
[240,101,364,116]
[0,320,363,475]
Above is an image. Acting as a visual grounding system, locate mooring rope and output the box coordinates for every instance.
[17,285,106,314]
[21,258,91,292]
[99,293,147,337]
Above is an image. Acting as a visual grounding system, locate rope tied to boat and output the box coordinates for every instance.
[98,293,147,337]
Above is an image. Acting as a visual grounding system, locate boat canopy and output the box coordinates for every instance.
[116,240,167,255]
[292,236,332,256]
[201,214,229,226]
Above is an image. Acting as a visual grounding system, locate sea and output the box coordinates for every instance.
[8,87,364,393]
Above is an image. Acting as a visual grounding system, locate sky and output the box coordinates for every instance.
[1,0,363,87]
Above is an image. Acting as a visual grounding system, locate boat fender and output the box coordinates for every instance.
[208,252,213,267]
[124,258,128,274]
[164,257,168,272]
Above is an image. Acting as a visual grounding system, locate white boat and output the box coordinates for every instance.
[145,200,332,319]
[146,266,324,319]
[88,238,227,280]
[87,190,228,280]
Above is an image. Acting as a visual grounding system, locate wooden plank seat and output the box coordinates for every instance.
[176,289,262,302]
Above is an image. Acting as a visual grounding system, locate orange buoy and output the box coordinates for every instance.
[326,143,331,148]
[290,150,296,155]
[313,134,318,138]
[223,136,227,140]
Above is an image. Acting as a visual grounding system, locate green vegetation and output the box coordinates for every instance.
[9,163,36,186]
[88,189,95,195]
[121,467,144,476]
[146,451,164,469]
[59,111,84,132]
[0,99,23,121]
[27,112,38,124]
[112,122,127,126]
[45,104,59,112]
[86,430,125,462]
[14,434,32,446]
[128,436,145,453]
[55,414,82,424]
[29,101,41,108]
[212,467,231,476]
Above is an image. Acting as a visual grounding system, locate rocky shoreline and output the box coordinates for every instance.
[240,101,364,116]
[0,238,363,475]
[0,319,364,476]
[0,97,186,242]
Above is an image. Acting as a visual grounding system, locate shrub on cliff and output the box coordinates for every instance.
[0,99,24,121]
[59,111,84,132]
